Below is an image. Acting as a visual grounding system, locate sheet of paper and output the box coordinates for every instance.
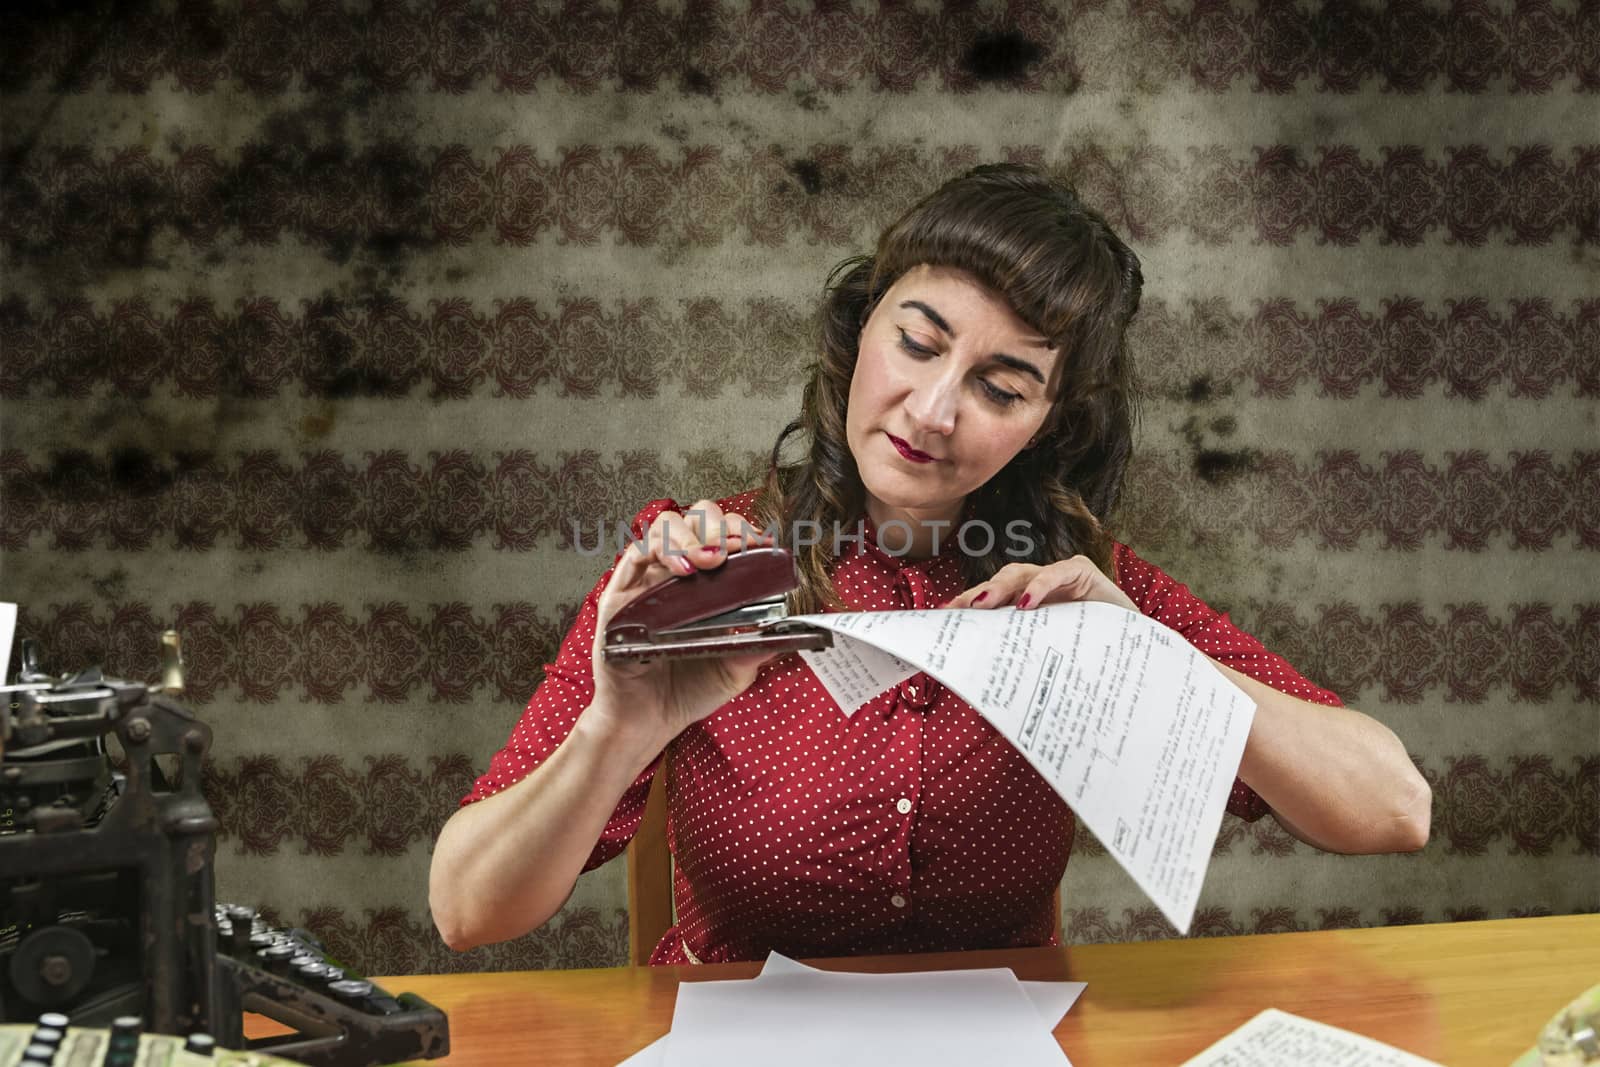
[0,602,15,683]
[1020,978,1087,1030]
[611,1036,662,1067]
[1179,1009,1443,1066]
[796,632,918,713]
[759,951,1084,1029]
[615,1035,667,1066]
[663,966,1069,1067]
[758,951,815,977]
[796,603,1256,933]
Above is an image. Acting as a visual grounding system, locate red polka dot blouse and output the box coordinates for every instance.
[462,489,1345,965]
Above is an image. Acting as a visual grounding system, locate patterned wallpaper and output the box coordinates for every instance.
[1,0,1595,977]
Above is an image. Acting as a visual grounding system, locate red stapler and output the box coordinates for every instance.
[601,545,834,662]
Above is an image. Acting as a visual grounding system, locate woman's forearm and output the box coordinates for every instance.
[428,503,780,953]
[1211,657,1432,854]
[428,705,669,951]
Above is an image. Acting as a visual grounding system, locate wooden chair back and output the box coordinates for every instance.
[625,771,674,966]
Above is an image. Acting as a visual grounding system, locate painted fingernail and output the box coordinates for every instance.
[677,557,695,574]
[1017,593,1031,609]
[974,591,987,604]
[699,545,722,554]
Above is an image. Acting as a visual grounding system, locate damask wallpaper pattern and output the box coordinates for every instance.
[1,0,1595,976]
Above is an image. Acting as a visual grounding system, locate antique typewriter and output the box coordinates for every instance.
[1,634,448,1066]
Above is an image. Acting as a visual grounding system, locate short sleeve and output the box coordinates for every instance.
[459,496,683,871]
[1111,540,1346,822]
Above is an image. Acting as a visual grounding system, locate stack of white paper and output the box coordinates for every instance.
[617,952,1084,1067]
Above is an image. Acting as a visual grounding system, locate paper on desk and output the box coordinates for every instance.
[615,1036,666,1066]
[795,603,1256,933]
[1018,978,1087,1031]
[0,603,15,683]
[662,964,1070,1067]
[759,951,1085,1028]
[1179,1009,1443,1066]
[619,951,1085,1067]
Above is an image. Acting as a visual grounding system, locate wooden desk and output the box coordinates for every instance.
[375,915,1596,1066]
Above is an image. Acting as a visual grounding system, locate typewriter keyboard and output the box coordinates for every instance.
[0,1015,299,1066]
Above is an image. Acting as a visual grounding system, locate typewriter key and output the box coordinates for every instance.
[329,979,375,1005]
[295,962,331,982]
[260,945,296,973]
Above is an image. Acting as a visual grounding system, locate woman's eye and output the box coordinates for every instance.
[896,328,935,357]
[980,379,1022,407]
[897,329,1022,406]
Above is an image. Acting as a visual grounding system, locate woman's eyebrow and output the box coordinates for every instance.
[901,299,957,337]
[899,299,1049,385]
[991,352,1047,384]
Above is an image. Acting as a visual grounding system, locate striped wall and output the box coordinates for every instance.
[1,0,1595,974]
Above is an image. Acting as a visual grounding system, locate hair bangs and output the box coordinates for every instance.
[870,191,1130,399]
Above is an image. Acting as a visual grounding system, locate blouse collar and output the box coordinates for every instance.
[851,498,979,573]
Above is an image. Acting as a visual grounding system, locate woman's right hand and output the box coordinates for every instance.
[433,498,777,951]
[584,500,781,762]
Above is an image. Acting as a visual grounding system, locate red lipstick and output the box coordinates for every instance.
[887,433,936,463]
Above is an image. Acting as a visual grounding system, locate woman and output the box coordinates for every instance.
[429,164,1431,963]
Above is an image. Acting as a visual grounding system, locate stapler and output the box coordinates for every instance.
[602,545,833,662]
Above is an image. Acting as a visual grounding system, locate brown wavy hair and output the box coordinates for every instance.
[756,162,1146,614]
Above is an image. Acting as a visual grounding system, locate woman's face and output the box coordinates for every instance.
[847,264,1060,535]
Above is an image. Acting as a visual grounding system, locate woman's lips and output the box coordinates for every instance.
[887,433,936,463]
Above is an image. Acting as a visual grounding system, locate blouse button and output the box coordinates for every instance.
[896,675,939,710]
[890,894,908,909]
[895,798,913,815]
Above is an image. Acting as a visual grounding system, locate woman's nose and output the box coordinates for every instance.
[906,372,958,435]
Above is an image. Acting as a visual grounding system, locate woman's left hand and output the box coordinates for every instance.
[941,558,1139,614]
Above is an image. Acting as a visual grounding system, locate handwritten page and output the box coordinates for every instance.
[1179,1009,1443,1066]
[795,603,1256,933]
[797,629,918,713]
